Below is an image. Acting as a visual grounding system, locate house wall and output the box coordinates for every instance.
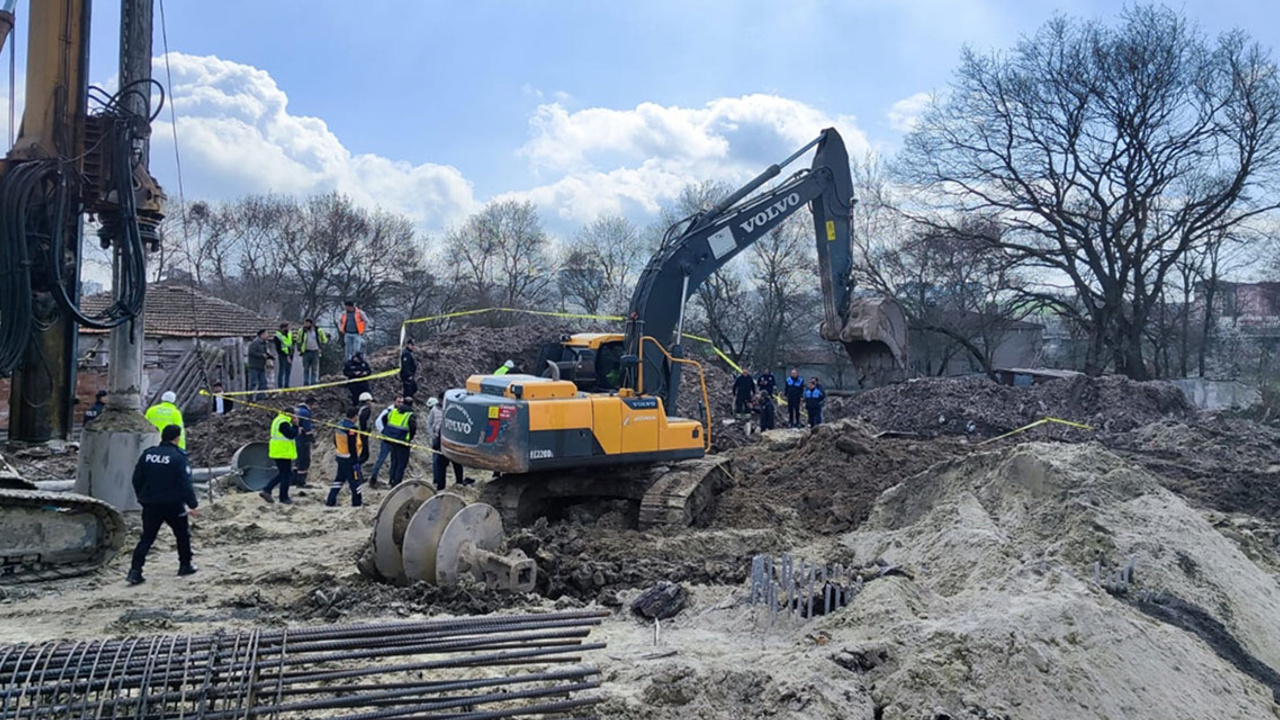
[0,335,248,431]
[911,326,1044,377]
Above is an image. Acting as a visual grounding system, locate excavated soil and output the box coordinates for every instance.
[712,420,969,534]
[1,443,80,482]
[508,518,802,604]
[188,323,571,467]
[840,374,1192,438]
[1107,417,1280,521]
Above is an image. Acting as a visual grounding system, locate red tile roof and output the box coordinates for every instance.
[80,284,274,338]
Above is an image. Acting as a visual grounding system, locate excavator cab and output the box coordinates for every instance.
[538,333,640,393]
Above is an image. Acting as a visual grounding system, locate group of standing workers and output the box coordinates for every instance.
[244,302,369,400]
[732,367,826,431]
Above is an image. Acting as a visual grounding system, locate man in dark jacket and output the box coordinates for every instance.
[293,398,315,488]
[127,425,199,585]
[211,382,234,414]
[400,338,419,399]
[784,368,805,428]
[755,391,777,432]
[356,391,374,483]
[84,389,107,424]
[732,369,756,414]
[343,352,373,406]
[247,329,270,400]
[757,368,777,398]
[804,377,826,428]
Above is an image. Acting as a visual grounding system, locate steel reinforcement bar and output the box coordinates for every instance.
[0,610,608,719]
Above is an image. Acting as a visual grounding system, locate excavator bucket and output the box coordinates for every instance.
[833,296,910,388]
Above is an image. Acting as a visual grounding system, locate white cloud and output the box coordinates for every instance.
[510,94,872,224]
[149,53,478,230]
[74,54,873,234]
[887,91,931,133]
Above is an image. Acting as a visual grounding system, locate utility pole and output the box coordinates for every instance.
[75,0,159,509]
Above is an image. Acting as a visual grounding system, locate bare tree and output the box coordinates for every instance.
[896,5,1280,378]
[445,199,555,320]
[559,214,644,316]
[748,214,818,370]
[152,193,430,345]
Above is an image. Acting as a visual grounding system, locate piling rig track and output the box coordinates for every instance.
[0,489,126,584]
[0,610,609,719]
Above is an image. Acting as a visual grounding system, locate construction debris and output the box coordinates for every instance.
[630,582,688,620]
[0,610,608,719]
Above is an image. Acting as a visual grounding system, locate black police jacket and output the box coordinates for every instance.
[131,442,198,508]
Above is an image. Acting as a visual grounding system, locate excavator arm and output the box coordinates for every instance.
[622,128,907,410]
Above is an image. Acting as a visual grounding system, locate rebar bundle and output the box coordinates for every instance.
[749,554,863,622]
[0,610,609,719]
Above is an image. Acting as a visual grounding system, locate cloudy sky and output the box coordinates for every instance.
[4,0,1278,238]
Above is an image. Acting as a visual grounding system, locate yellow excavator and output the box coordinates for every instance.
[442,128,908,529]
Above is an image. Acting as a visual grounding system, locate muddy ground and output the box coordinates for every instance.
[6,324,1280,717]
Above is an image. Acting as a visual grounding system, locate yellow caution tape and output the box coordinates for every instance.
[977,416,1094,446]
[398,307,745,372]
[216,368,400,397]
[679,333,742,373]
[198,390,439,455]
[401,307,625,326]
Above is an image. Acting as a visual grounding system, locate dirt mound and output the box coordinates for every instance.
[1,444,79,482]
[1107,417,1280,521]
[710,419,968,534]
[509,519,800,604]
[844,374,1192,439]
[838,442,1280,718]
[188,323,570,467]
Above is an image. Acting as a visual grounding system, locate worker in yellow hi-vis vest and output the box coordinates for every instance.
[260,412,298,504]
[144,391,185,450]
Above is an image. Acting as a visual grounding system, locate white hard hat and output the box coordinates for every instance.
[359,391,373,402]
[504,360,515,368]
[161,391,177,403]
[426,397,439,408]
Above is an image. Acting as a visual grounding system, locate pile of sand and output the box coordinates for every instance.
[827,442,1280,718]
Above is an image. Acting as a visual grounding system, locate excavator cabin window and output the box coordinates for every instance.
[595,342,627,391]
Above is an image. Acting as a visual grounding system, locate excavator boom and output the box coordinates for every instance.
[623,128,906,406]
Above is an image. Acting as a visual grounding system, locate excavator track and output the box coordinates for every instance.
[479,456,733,531]
[0,489,127,584]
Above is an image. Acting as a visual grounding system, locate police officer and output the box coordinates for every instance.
[84,389,107,423]
[784,368,805,428]
[804,377,826,428]
[127,425,199,585]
